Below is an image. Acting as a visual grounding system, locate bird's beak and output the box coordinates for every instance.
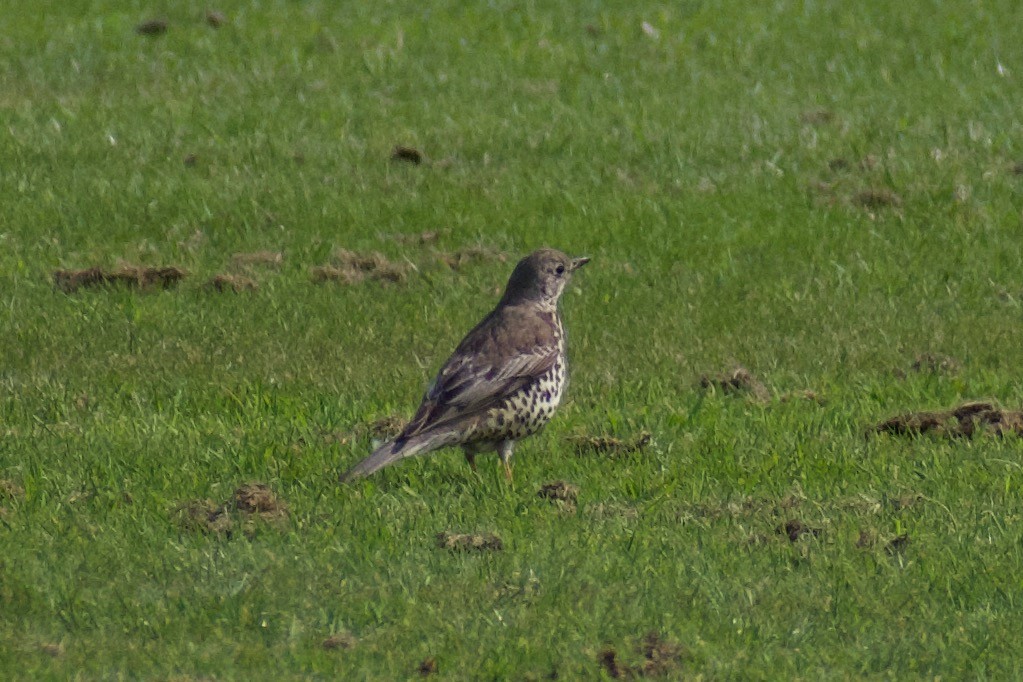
[570,257,591,271]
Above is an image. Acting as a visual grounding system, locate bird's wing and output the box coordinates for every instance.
[398,306,559,439]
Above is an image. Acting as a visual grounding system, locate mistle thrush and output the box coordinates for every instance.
[340,248,589,482]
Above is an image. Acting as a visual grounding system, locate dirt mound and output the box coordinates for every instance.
[311,248,410,285]
[54,265,186,293]
[776,518,822,542]
[136,18,168,35]
[232,483,288,516]
[206,10,227,28]
[698,366,770,401]
[178,499,234,535]
[321,632,356,650]
[885,533,910,555]
[391,145,424,164]
[0,479,25,500]
[109,265,185,289]
[538,481,579,507]
[638,632,686,677]
[205,274,258,292]
[1,479,24,517]
[910,353,960,374]
[568,431,651,457]
[310,264,361,285]
[855,188,901,209]
[417,657,438,675]
[875,401,1023,438]
[857,530,910,555]
[809,152,903,213]
[598,632,686,678]
[177,482,288,537]
[435,531,503,552]
[828,157,851,172]
[598,647,629,679]
[893,353,961,379]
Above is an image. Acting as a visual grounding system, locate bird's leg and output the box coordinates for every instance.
[497,441,515,483]
[463,448,477,473]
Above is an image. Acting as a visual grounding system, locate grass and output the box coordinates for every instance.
[3,0,1023,678]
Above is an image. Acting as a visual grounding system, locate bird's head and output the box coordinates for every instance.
[500,248,590,307]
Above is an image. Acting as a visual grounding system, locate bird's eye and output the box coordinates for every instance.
[555,264,566,276]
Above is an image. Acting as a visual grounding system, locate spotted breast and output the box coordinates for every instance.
[473,312,567,443]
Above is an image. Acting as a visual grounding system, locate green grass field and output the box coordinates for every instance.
[3,0,1023,678]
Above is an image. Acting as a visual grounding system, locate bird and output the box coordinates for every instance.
[340,248,589,483]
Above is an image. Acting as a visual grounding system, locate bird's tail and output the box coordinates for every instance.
[338,430,457,483]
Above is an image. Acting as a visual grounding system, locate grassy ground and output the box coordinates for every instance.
[3,0,1023,678]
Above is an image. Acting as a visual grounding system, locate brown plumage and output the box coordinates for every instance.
[340,248,589,483]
